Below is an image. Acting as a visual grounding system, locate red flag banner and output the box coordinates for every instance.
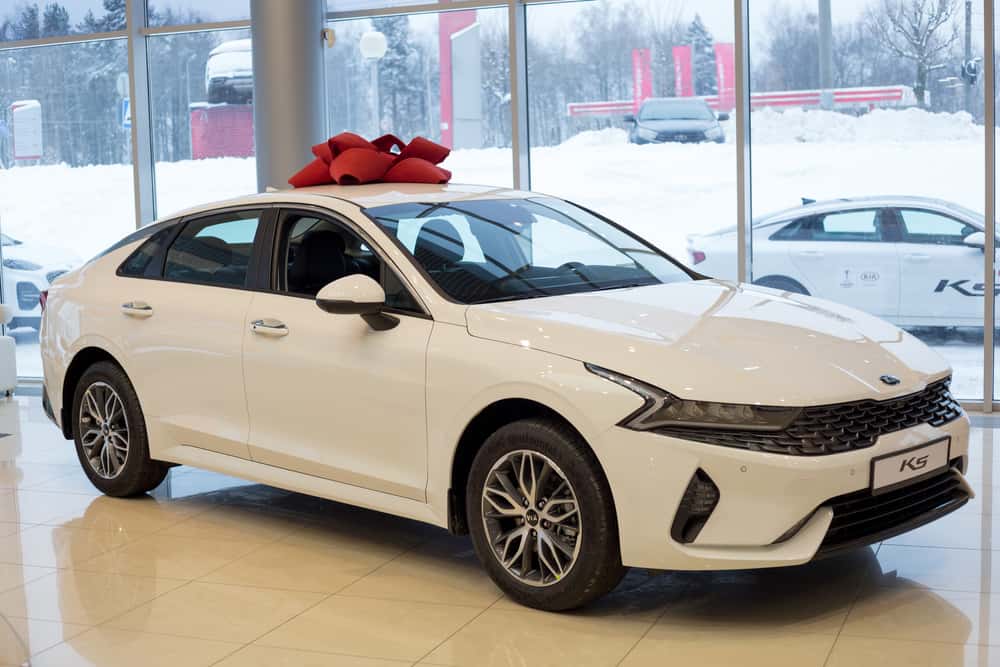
[714,42,736,112]
[631,48,653,113]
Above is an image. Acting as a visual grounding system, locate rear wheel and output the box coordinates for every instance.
[753,275,810,295]
[72,361,167,497]
[466,418,626,611]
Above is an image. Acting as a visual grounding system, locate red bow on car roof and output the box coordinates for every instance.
[288,132,452,188]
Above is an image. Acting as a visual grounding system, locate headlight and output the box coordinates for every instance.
[637,126,658,141]
[704,126,723,140]
[3,258,42,271]
[586,364,799,431]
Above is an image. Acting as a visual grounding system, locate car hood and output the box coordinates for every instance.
[465,280,950,406]
[637,119,717,132]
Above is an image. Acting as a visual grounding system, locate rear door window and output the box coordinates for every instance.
[164,210,263,288]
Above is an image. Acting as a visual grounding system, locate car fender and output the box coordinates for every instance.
[424,322,642,528]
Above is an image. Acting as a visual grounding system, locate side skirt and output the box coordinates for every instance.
[158,444,447,529]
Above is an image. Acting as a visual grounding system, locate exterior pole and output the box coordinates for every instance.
[818,0,833,110]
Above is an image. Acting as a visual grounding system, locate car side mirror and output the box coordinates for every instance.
[963,231,986,251]
[717,112,730,121]
[316,275,398,331]
[623,113,636,124]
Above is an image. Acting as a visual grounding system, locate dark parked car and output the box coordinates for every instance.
[626,98,728,144]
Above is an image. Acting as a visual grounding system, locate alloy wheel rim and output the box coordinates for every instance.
[78,381,130,479]
[481,450,582,587]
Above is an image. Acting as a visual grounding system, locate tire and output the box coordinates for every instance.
[466,418,627,611]
[71,361,168,497]
[753,275,810,295]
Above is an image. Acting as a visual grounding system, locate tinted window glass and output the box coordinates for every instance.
[279,213,421,313]
[367,197,691,304]
[771,210,884,242]
[899,209,979,245]
[639,100,715,121]
[164,211,261,288]
[119,226,176,278]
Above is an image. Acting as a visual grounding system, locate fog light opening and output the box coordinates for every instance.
[671,469,720,544]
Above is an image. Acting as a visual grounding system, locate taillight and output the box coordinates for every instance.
[39,290,48,312]
[690,250,706,265]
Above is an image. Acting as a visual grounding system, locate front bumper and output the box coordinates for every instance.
[599,414,971,570]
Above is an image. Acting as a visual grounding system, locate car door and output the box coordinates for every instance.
[118,207,269,459]
[782,207,901,320]
[242,208,433,500]
[896,207,992,326]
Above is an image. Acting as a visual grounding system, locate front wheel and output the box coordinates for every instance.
[72,361,168,497]
[466,418,626,611]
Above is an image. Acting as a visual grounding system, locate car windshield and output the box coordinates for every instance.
[639,100,714,121]
[365,197,692,304]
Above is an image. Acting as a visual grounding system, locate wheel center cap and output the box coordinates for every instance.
[525,510,539,526]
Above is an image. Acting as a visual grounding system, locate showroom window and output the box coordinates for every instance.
[0,0,121,41]
[148,28,256,217]
[0,0,997,406]
[147,0,249,27]
[749,0,986,400]
[326,6,513,186]
[0,37,134,378]
[525,0,739,276]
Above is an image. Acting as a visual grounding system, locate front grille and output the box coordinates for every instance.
[657,131,704,143]
[815,465,968,557]
[654,379,962,456]
[16,281,40,311]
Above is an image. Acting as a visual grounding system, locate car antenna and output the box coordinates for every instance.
[801,197,816,205]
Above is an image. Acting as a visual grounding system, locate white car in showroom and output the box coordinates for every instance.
[689,195,998,328]
[40,184,971,610]
[2,231,77,331]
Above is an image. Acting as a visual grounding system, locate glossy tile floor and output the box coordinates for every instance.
[0,396,999,666]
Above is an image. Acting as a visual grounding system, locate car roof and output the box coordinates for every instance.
[154,183,536,223]
[209,39,252,56]
[756,195,979,225]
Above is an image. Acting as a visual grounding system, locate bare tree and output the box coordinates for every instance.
[866,0,960,107]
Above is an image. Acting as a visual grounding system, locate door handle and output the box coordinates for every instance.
[796,250,824,258]
[904,253,932,263]
[251,318,289,337]
[121,301,153,318]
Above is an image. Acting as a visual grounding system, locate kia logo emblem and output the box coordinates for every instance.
[880,375,901,386]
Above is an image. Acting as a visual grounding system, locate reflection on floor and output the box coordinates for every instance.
[0,396,997,667]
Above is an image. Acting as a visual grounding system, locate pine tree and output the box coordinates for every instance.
[686,13,717,96]
[13,4,40,41]
[372,15,421,137]
[41,3,70,37]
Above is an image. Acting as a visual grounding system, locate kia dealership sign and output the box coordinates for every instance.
[11,100,42,161]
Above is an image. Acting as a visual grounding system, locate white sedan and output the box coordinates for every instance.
[689,195,998,329]
[40,184,971,610]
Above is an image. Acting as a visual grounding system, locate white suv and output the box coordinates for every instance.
[40,184,971,610]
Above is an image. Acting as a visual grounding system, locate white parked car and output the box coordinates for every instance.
[689,196,998,329]
[40,184,971,610]
[205,38,252,105]
[1,232,77,331]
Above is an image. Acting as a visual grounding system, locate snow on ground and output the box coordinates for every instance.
[0,108,995,396]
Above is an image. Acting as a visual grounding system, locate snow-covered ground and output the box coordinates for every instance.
[0,108,995,397]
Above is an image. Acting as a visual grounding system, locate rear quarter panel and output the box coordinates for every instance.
[41,244,139,434]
